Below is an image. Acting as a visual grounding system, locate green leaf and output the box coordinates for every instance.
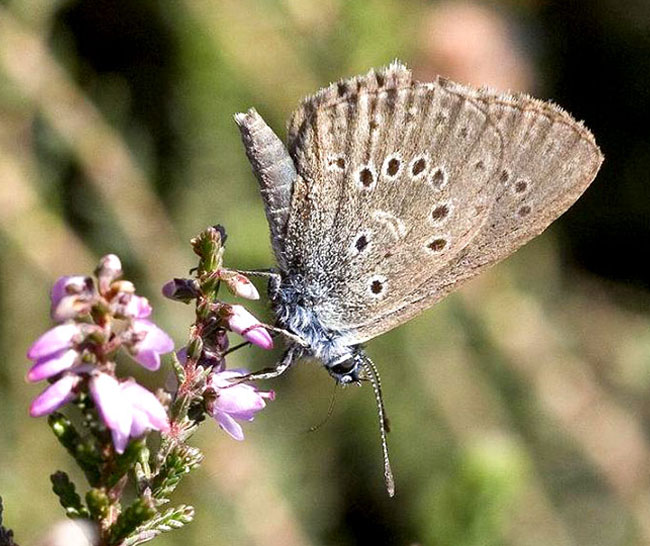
[48,413,102,486]
[169,352,186,384]
[151,444,203,501]
[50,472,90,519]
[85,488,110,521]
[122,505,195,546]
[108,498,156,545]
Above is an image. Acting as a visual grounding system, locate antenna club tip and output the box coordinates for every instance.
[386,478,396,497]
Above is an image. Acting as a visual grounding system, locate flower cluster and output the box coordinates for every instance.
[23,228,280,543]
[27,255,173,453]
[162,226,275,440]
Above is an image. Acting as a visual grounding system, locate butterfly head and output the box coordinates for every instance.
[325,349,366,385]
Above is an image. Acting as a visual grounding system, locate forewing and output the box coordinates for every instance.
[283,62,505,340]
[348,76,603,343]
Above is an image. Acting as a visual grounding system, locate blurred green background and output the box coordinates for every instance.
[1,1,650,545]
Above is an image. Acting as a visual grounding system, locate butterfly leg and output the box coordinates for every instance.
[256,323,308,347]
[229,347,298,383]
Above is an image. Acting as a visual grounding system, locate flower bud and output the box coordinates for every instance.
[122,294,152,319]
[27,323,83,361]
[30,374,81,417]
[50,276,95,322]
[225,305,273,350]
[223,272,259,300]
[162,278,200,303]
[96,254,123,293]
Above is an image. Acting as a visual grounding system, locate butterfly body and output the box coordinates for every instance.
[269,267,366,383]
[236,61,603,383]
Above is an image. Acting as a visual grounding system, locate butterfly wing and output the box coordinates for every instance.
[236,109,297,270]
[283,62,602,345]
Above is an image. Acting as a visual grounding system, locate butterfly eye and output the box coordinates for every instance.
[329,358,357,377]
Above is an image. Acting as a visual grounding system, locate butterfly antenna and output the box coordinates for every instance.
[306,382,338,433]
[362,356,395,497]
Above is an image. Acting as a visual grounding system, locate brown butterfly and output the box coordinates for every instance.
[235,61,603,495]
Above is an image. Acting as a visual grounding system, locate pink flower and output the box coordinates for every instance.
[123,294,152,319]
[90,373,169,453]
[120,380,170,437]
[207,370,275,441]
[226,305,273,350]
[27,323,82,361]
[27,348,79,382]
[30,375,81,417]
[50,276,95,322]
[223,273,259,300]
[130,320,175,371]
[96,254,123,293]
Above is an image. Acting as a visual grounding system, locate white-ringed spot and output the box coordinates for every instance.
[425,235,449,254]
[409,154,429,180]
[429,166,448,190]
[356,164,377,190]
[368,274,388,298]
[430,202,452,224]
[382,153,404,179]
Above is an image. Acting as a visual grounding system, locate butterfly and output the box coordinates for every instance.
[234,61,602,494]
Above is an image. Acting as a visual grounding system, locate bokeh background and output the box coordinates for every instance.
[1,1,650,545]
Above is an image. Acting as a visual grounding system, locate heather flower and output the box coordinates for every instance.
[225,305,273,350]
[90,373,169,453]
[123,294,152,319]
[222,272,259,300]
[161,278,200,303]
[27,348,79,382]
[120,380,170,438]
[207,369,275,441]
[27,323,83,362]
[50,276,95,322]
[129,319,175,371]
[96,254,123,292]
[30,375,82,417]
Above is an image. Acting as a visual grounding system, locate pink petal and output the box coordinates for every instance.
[51,276,91,308]
[124,295,152,319]
[27,324,80,361]
[215,411,245,441]
[132,320,174,371]
[27,348,78,382]
[121,381,169,432]
[225,274,260,300]
[89,373,132,452]
[30,375,80,417]
[226,306,273,350]
[111,428,130,454]
[215,384,266,417]
[243,327,273,350]
[227,305,259,334]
